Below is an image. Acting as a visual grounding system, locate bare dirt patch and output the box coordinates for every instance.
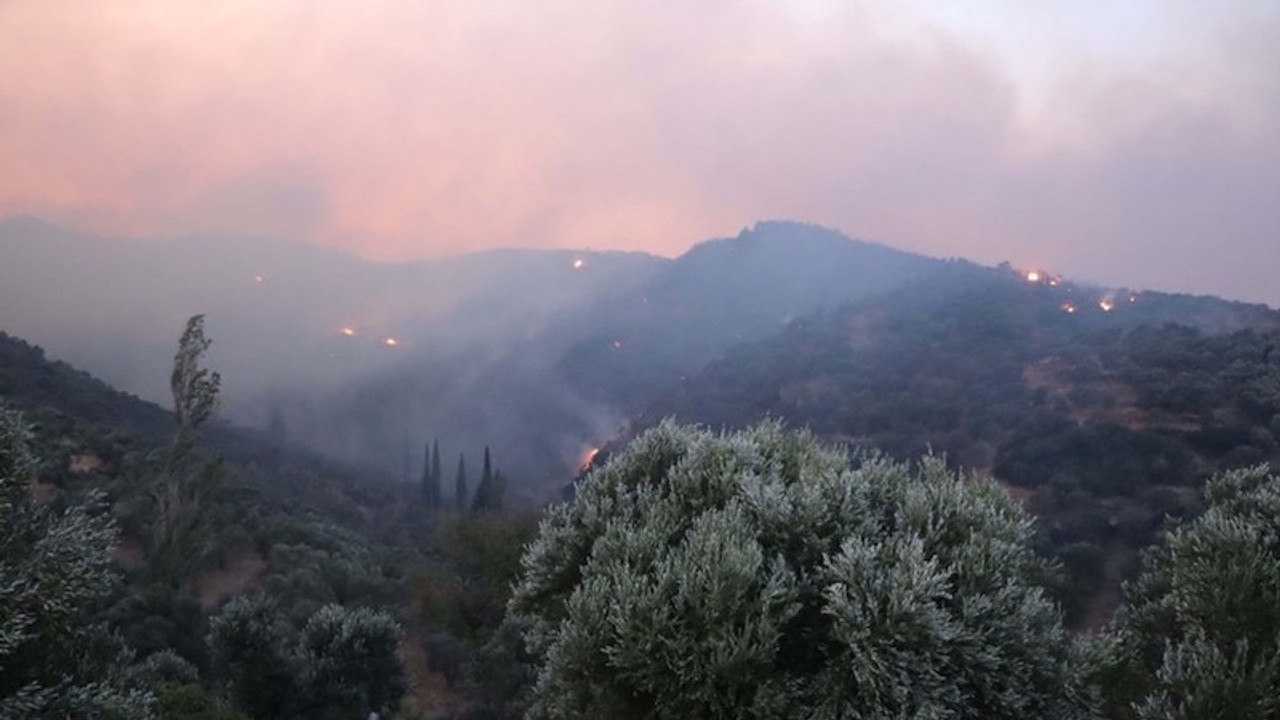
[69,453,104,474]
[1022,356,1200,432]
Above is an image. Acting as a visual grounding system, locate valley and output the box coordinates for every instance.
[4,218,1280,717]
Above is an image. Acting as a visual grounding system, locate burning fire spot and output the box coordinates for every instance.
[1129,295,1138,303]
[340,327,356,337]
[613,340,623,349]
[572,258,586,270]
[580,447,601,471]
[383,337,399,347]
[1025,271,1042,283]
[1061,303,1077,314]
[253,274,266,283]
[1099,300,1115,312]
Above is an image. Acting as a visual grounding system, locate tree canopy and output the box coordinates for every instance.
[507,420,1089,720]
[1091,464,1280,720]
[0,404,151,718]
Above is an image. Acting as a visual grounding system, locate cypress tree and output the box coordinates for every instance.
[472,446,497,513]
[421,439,442,511]
[431,438,442,500]
[454,454,468,512]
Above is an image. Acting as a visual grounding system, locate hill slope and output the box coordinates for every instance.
[633,264,1280,625]
[298,220,951,493]
[0,327,413,615]
[0,215,666,415]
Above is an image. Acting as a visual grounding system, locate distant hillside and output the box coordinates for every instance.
[0,327,415,615]
[305,221,950,493]
[0,330,172,442]
[0,327,385,489]
[0,215,666,415]
[0,320,479,710]
[627,263,1280,626]
[0,215,675,496]
[553,220,948,408]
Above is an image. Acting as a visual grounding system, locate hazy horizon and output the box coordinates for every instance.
[1,1,1277,305]
[0,218,956,487]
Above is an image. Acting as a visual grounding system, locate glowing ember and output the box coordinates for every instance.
[1129,295,1138,303]
[580,447,601,471]
[340,327,356,337]
[1099,300,1115,312]
[1061,303,1077,314]
[253,274,266,283]
[572,258,586,270]
[612,340,623,349]
[1025,271,1042,283]
[383,337,399,347]
[1048,278,1060,287]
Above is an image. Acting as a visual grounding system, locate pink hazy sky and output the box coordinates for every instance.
[1,0,1278,303]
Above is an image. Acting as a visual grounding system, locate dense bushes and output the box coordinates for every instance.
[208,594,406,720]
[648,271,1280,628]
[508,421,1088,719]
[507,421,1280,720]
[1090,465,1280,720]
[2,320,416,718]
[0,405,152,718]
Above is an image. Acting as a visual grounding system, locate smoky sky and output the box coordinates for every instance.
[1,0,1278,304]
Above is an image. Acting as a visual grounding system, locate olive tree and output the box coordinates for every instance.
[207,594,298,720]
[298,604,406,719]
[208,594,406,720]
[507,420,1089,720]
[0,405,152,718]
[1092,464,1280,720]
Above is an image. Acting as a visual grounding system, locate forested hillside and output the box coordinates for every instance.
[635,264,1280,625]
[317,221,950,492]
[0,219,947,492]
[6,264,1280,716]
[553,220,947,408]
[0,325,538,717]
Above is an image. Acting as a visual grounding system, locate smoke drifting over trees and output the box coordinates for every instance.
[0,218,945,491]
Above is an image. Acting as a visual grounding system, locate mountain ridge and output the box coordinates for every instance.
[7,216,1276,497]
[602,262,1280,626]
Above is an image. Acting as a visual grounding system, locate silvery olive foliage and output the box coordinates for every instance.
[1091,464,1280,720]
[0,405,152,719]
[207,594,298,720]
[507,420,1089,720]
[299,603,406,718]
[207,594,406,720]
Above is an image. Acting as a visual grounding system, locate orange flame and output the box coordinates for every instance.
[1025,270,1042,283]
[580,447,600,471]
